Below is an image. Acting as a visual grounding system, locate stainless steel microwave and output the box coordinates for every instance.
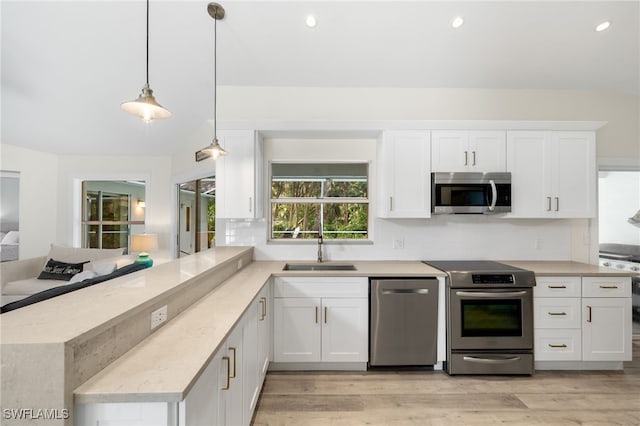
[431,172,512,214]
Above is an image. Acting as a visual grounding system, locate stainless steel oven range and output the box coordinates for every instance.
[423,260,536,375]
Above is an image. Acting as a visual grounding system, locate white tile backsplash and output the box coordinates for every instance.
[217,216,580,262]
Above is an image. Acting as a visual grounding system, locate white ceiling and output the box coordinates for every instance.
[2,0,639,156]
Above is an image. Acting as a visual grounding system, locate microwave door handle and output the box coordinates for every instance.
[488,179,497,212]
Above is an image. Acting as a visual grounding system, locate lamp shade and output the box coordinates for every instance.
[121,84,172,123]
[131,233,158,254]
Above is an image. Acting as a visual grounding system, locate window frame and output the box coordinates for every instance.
[268,160,371,243]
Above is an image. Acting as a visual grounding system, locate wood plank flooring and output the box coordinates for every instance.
[252,337,640,425]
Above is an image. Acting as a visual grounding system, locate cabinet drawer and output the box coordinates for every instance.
[534,276,581,297]
[534,298,581,328]
[582,277,631,298]
[534,329,582,361]
[274,277,368,298]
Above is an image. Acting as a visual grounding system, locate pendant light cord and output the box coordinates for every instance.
[146,0,150,86]
[213,5,218,141]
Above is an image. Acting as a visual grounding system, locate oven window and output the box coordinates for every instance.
[461,299,522,337]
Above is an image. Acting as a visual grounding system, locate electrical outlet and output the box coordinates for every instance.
[393,238,405,249]
[237,259,243,270]
[534,238,541,250]
[151,305,168,330]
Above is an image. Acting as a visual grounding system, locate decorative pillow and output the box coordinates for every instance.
[91,263,117,276]
[68,270,98,284]
[1,231,19,245]
[37,259,89,281]
[47,244,124,263]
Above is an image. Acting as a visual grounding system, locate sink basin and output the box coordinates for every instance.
[283,263,357,271]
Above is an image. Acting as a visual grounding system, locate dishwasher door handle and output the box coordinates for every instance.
[382,288,430,295]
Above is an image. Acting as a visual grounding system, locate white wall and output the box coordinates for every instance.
[218,87,639,160]
[0,145,59,259]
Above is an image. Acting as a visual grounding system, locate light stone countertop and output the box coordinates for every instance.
[501,260,639,277]
[1,246,253,345]
[74,259,444,404]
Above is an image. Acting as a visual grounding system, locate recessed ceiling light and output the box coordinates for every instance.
[306,15,317,28]
[595,21,611,32]
[451,16,464,29]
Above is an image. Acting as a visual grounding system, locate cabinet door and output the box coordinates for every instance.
[550,132,596,218]
[378,131,431,218]
[321,298,369,362]
[468,131,506,172]
[219,325,244,426]
[582,298,632,361]
[180,350,223,426]
[257,286,271,380]
[216,130,262,219]
[431,131,468,172]
[273,298,321,362]
[242,296,259,424]
[506,131,552,217]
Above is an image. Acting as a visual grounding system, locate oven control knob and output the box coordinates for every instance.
[602,262,611,267]
[631,266,640,272]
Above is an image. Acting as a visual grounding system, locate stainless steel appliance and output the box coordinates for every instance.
[431,172,511,214]
[369,278,439,367]
[599,243,640,333]
[423,260,535,375]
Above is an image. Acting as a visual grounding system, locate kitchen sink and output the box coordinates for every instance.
[282,263,357,271]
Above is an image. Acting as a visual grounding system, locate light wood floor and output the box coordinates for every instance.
[253,337,640,425]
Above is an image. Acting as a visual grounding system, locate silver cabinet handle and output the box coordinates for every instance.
[315,306,319,324]
[548,285,567,289]
[464,151,468,166]
[324,306,327,324]
[472,151,476,166]
[599,285,619,289]
[547,196,552,211]
[382,289,430,295]
[455,290,527,298]
[555,196,559,211]
[228,347,237,378]
[548,312,567,316]
[587,305,592,323]
[548,344,568,348]
[463,356,521,364]
[249,197,252,213]
[389,196,393,211]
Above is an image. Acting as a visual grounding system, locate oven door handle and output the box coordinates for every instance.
[463,355,521,364]
[455,290,528,298]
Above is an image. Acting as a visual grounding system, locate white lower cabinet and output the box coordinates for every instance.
[273,276,368,365]
[534,275,632,368]
[75,285,272,426]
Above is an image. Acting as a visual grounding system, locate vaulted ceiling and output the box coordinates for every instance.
[2,1,638,156]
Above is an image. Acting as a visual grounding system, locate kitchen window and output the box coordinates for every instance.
[270,162,369,241]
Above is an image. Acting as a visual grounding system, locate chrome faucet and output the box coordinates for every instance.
[317,229,324,263]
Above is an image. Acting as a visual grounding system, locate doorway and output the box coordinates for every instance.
[598,170,640,335]
[177,177,216,257]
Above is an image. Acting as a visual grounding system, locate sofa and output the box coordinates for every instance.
[0,244,140,309]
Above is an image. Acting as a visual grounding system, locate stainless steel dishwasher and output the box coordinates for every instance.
[369,278,439,367]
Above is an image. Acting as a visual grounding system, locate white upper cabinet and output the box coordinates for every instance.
[506,131,596,218]
[378,130,431,218]
[215,130,264,219]
[431,130,506,172]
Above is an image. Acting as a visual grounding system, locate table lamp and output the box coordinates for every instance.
[131,233,158,267]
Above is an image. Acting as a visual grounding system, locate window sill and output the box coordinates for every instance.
[267,239,373,245]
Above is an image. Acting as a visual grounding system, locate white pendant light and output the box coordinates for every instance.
[196,2,228,161]
[121,0,171,123]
